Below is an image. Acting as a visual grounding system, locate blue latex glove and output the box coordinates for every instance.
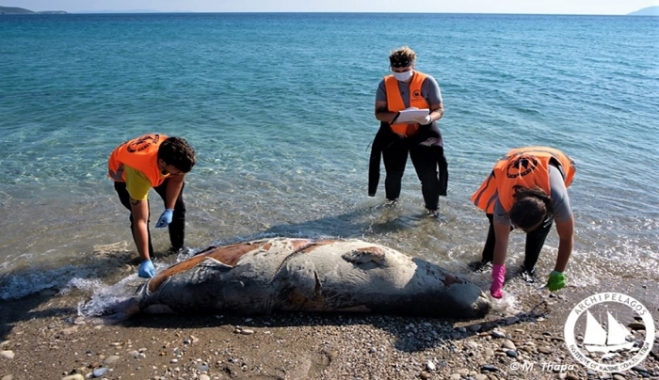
[138,259,155,278]
[547,270,566,291]
[155,209,174,228]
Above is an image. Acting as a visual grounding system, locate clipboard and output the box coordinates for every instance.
[394,108,429,123]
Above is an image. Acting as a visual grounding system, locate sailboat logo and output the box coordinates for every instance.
[564,292,655,373]
[582,311,634,353]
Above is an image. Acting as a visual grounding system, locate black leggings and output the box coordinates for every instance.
[382,140,442,211]
[480,213,552,271]
[114,179,186,257]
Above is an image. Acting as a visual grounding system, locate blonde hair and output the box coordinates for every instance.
[389,46,416,68]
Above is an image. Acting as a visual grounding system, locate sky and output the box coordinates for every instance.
[4,0,659,15]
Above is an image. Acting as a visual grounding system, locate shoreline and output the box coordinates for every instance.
[1,267,657,380]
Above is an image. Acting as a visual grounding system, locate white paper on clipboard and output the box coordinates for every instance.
[395,108,429,123]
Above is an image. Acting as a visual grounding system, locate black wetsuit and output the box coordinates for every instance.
[368,120,448,211]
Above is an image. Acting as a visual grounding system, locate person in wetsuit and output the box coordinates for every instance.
[369,46,448,217]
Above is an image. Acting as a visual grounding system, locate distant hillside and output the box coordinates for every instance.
[75,10,161,13]
[0,6,33,14]
[0,5,67,14]
[628,6,659,15]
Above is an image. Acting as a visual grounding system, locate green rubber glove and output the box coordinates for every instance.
[547,270,566,291]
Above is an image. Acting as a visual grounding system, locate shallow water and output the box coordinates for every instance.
[1,13,658,300]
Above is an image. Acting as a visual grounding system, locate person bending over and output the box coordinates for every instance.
[471,146,576,298]
[108,133,196,278]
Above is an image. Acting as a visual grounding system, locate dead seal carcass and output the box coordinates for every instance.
[113,237,490,319]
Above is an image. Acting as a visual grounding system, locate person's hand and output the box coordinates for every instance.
[546,270,566,291]
[490,264,506,299]
[415,115,433,125]
[138,259,155,278]
[155,209,174,228]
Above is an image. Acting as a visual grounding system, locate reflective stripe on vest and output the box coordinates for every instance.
[384,71,429,137]
[471,146,576,214]
[108,133,168,187]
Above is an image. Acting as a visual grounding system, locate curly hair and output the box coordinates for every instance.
[158,136,196,173]
[509,186,553,232]
[389,46,416,68]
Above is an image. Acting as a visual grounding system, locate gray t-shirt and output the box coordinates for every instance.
[494,164,572,225]
[376,73,443,107]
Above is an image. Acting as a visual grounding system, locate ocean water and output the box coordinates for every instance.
[0,13,658,301]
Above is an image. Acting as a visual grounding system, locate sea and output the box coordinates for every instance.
[0,13,658,303]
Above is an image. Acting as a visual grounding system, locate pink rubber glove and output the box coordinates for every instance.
[490,264,506,299]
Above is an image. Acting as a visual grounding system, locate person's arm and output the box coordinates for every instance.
[489,218,511,298]
[164,174,185,210]
[545,216,573,291]
[554,217,574,272]
[375,100,399,124]
[549,165,574,272]
[417,76,444,124]
[426,102,444,123]
[130,198,151,261]
[123,166,153,261]
[374,80,399,123]
[492,219,510,265]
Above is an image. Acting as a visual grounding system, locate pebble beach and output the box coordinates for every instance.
[1,256,657,380]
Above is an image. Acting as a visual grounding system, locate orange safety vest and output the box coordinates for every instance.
[471,146,576,214]
[385,71,430,137]
[108,133,168,187]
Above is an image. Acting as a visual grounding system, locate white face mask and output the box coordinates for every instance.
[392,70,413,82]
